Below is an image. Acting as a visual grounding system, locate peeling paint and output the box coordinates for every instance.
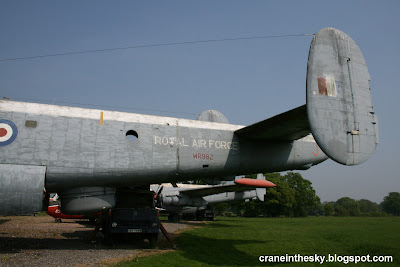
[317,77,327,95]
[326,77,337,97]
[317,76,336,97]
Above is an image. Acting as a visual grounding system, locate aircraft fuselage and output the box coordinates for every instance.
[0,100,326,192]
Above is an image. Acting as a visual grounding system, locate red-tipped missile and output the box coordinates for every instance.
[234,178,276,188]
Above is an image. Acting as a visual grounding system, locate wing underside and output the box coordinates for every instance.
[177,177,275,198]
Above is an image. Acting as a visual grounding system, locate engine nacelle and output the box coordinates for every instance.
[59,187,116,215]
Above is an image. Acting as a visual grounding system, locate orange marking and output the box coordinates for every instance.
[100,112,103,125]
[313,143,319,157]
[235,178,276,188]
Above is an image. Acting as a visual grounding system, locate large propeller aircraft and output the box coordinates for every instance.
[0,28,378,218]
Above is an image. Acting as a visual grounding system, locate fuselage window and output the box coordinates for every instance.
[126,130,138,142]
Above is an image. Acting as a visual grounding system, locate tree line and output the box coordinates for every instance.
[324,192,400,217]
[212,173,400,217]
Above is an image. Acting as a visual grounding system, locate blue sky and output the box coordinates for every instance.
[1,1,398,203]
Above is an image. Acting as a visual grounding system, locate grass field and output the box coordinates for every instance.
[116,216,400,266]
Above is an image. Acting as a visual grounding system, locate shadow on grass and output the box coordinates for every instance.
[0,219,10,226]
[159,220,208,226]
[206,222,243,229]
[177,233,271,266]
[0,233,156,253]
[75,220,100,228]
[0,236,91,253]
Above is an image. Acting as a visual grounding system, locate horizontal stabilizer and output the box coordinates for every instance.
[235,105,310,141]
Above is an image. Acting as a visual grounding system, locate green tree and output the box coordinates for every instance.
[358,199,379,213]
[265,180,296,217]
[261,173,294,217]
[213,203,229,216]
[335,197,360,216]
[284,172,321,217]
[261,172,319,217]
[334,205,350,216]
[381,192,400,216]
[323,202,334,216]
[243,200,263,217]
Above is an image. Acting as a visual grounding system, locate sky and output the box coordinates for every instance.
[0,1,398,204]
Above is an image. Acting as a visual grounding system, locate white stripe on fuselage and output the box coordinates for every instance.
[0,100,244,131]
[0,100,317,143]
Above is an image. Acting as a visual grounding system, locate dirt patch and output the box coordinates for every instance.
[0,215,203,266]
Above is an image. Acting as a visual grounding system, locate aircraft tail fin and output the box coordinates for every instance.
[235,28,378,166]
[306,28,378,165]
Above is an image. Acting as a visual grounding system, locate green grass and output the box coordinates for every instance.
[116,217,400,266]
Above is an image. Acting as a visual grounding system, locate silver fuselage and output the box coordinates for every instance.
[0,100,327,192]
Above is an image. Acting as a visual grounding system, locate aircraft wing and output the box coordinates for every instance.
[234,105,310,141]
[177,178,275,198]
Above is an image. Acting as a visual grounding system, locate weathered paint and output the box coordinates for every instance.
[317,76,337,97]
[0,119,18,146]
[0,164,46,215]
[0,100,242,131]
[307,28,378,165]
[0,100,327,194]
[317,77,328,96]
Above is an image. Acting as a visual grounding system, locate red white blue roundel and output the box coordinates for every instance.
[0,119,18,146]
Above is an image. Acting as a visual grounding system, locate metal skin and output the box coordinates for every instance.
[0,28,378,216]
[0,100,325,215]
[307,28,378,165]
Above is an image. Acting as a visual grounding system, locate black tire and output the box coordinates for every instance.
[147,233,159,248]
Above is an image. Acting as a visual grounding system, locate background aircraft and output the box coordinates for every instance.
[0,28,378,232]
[152,174,275,221]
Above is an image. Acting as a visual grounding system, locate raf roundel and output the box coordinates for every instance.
[0,119,18,146]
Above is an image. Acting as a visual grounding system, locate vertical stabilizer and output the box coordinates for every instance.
[307,28,378,165]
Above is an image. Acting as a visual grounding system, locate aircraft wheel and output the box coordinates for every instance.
[147,233,159,248]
